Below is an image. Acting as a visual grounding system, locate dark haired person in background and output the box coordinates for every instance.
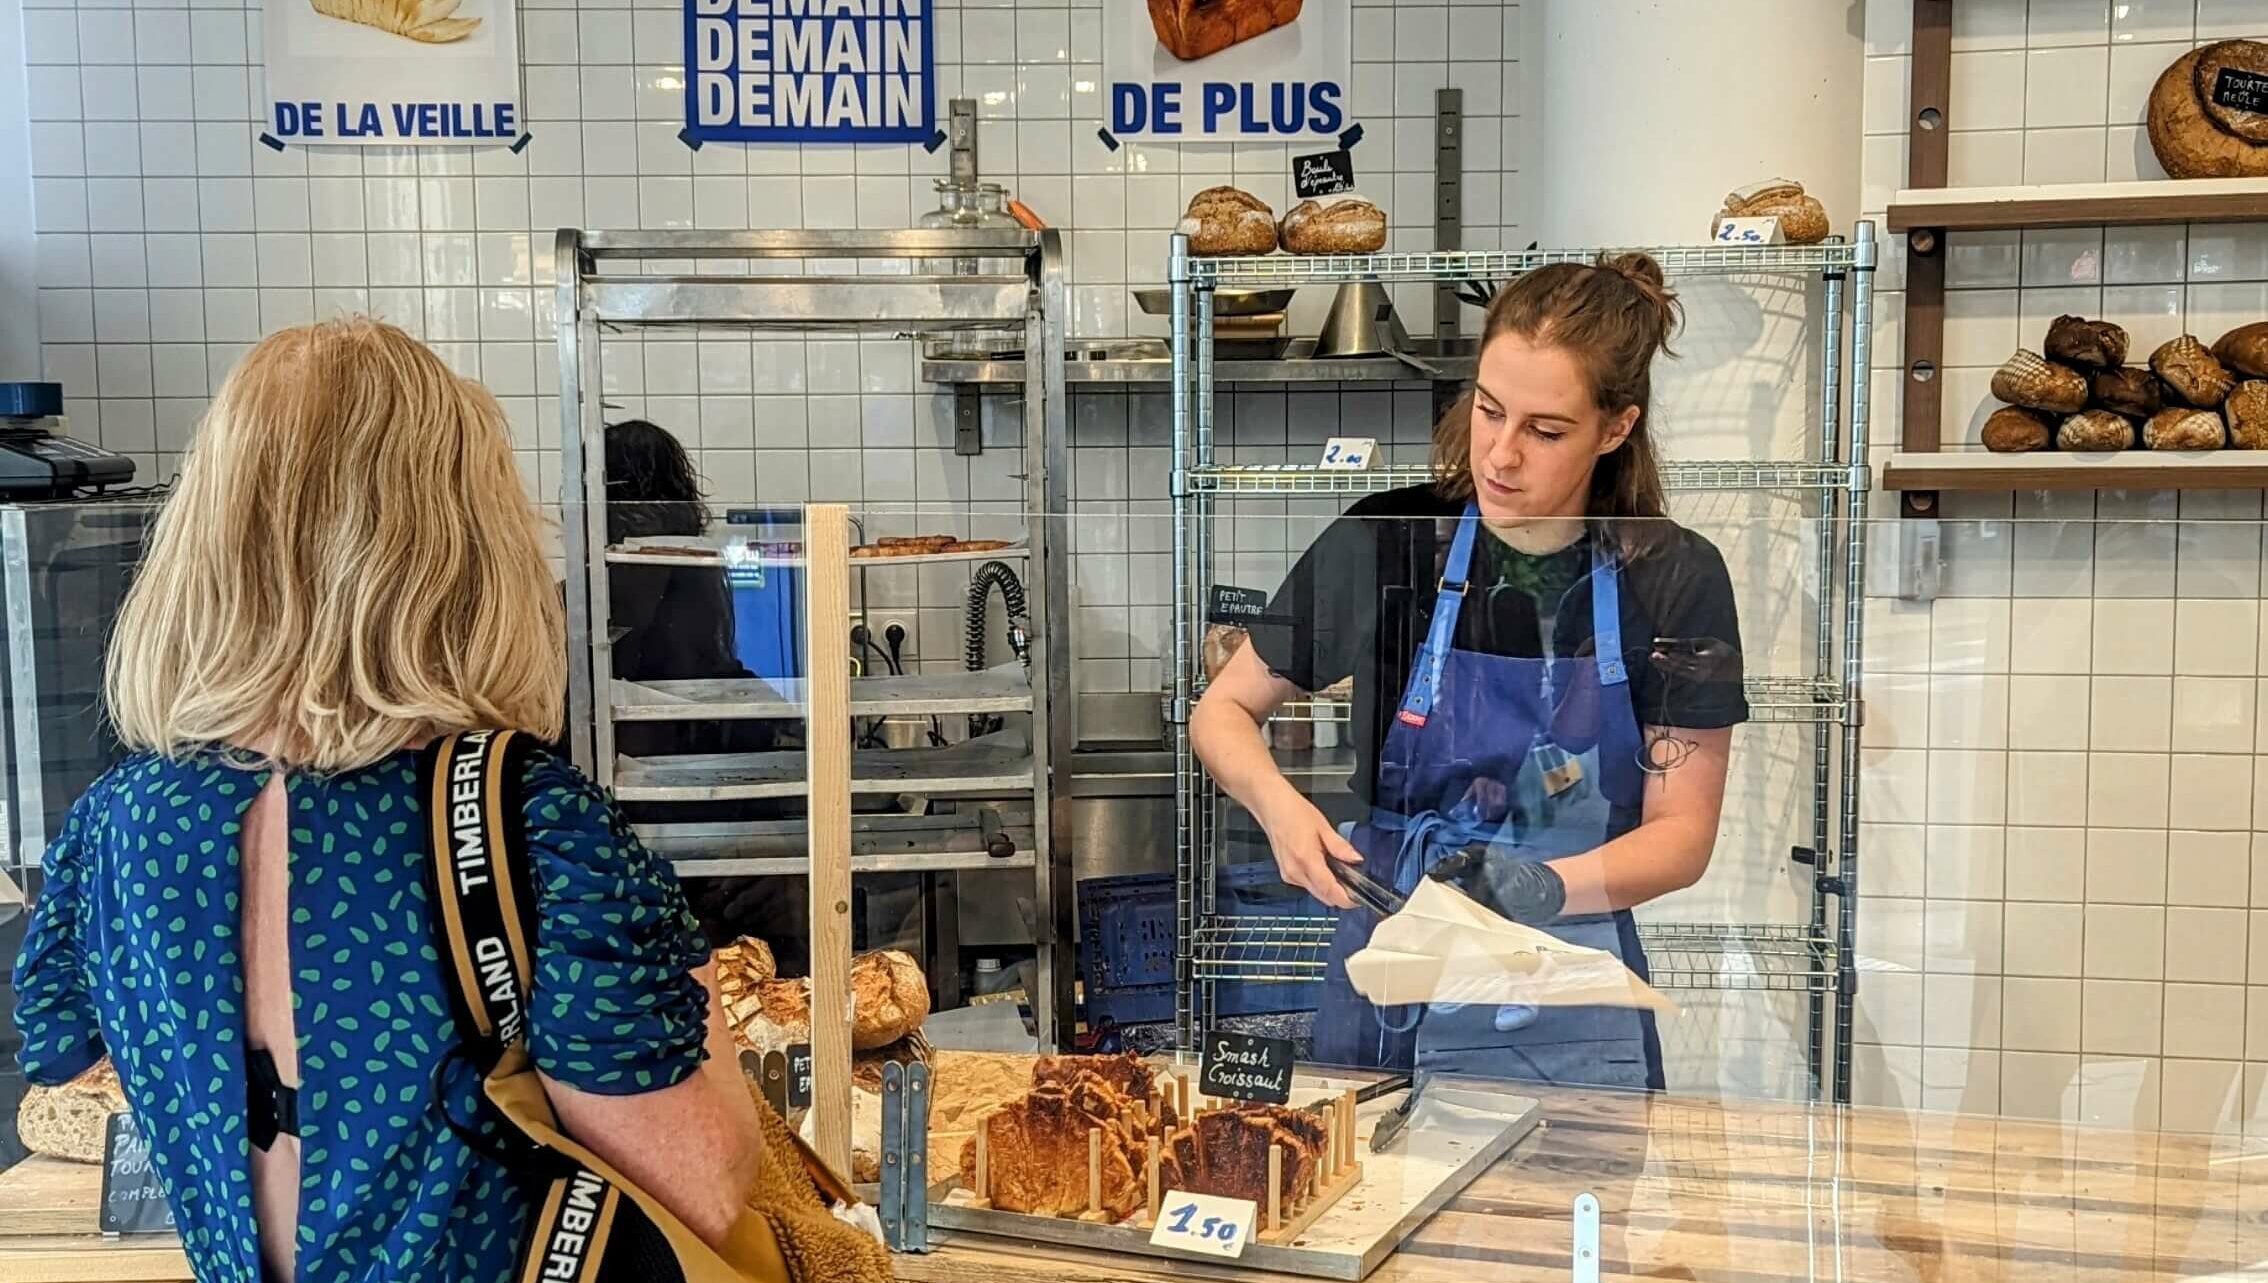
[602,420,808,969]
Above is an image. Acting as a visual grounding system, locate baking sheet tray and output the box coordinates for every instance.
[926,1073,1542,1281]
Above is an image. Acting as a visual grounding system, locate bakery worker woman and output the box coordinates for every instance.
[1191,254,1748,1089]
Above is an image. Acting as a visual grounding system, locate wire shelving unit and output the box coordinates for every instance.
[1166,226,1878,1102]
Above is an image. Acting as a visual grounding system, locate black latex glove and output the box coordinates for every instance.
[1427,847,1567,925]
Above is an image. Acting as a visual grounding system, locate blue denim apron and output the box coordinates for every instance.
[1309,507,1664,1090]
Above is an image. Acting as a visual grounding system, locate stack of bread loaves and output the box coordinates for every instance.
[1176,186,1388,257]
[715,935,935,1105]
[1982,316,2268,453]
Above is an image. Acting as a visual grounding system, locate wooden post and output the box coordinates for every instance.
[1146,1135,1161,1224]
[1266,1143,1282,1232]
[1340,1089,1356,1173]
[803,502,855,1177]
[1176,1074,1190,1120]
[1323,1106,1337,1180]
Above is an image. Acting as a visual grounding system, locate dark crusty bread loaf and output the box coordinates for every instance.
[2225,380,2268,448]
[2149,44,2268,178]
[1279,198,1387,254]
[1981,406,2052,453]
[2090,366,2163,420]
[2152,335,2236,407]
[2145,406,2226,450]
[2044,315,2129,369]
[1991,350,2089,414]
[2213,322,2268,379]
[2058,409,2136,452]
[1179,187,1277,256]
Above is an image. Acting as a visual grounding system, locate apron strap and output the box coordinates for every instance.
[1589,542,1627,687]
[1395,507,1481,728]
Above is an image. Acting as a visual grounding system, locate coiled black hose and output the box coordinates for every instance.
[965,560,1031,737]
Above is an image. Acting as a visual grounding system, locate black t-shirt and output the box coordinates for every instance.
[1246,485,1748,807]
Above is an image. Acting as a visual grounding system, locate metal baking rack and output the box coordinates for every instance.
[1166,227,1878,1102]
[554,227,1077,1046]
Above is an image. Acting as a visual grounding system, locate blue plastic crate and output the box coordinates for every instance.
[1077,862,1329,1031]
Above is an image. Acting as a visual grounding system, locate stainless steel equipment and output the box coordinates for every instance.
[1311,282,1407,358]
[0,502,154,870]
[553,227,1077,1046]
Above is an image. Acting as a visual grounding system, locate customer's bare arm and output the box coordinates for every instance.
[540,959,764,1245]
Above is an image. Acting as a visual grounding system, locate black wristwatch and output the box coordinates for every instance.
[1427,846,1567,925]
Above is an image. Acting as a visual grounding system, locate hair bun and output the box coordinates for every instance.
[1596,251,1681,354]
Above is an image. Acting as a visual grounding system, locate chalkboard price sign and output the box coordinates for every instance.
[1206,585,1271,625]
[786,1044,814,1109]
[99,1112,176,1235]
[1198,1029,1294,1105]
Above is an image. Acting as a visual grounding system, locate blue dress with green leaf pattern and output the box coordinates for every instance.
[11,747,711,1283]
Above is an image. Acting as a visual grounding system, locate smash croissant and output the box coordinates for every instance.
[311,0,481,43]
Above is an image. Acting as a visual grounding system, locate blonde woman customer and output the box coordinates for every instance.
[11,319,764,1283]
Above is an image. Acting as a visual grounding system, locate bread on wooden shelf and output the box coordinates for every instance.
[2152,335,2236,407]
[2225,380,2268,448]
[17,1060,127,1164]
[1178,187,1278,257]
[2090,366,2164,420]
[2149,42,2268,178]
[2145,406,2227,450]
[2044,315,2129,370]
[1991,350,2089,414]
[2214,322,2268,379]
[1981,406,2053,453]
[2058,409,2137,452]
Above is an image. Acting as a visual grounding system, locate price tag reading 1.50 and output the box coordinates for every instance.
[1148,1190,1256,1259]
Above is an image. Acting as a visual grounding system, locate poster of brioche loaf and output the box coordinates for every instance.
[264,0,521,145]
[1106,0,1349,141]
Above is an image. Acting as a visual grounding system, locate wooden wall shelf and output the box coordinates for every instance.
[1887,178,2268,233]
[1883,451,2268,492]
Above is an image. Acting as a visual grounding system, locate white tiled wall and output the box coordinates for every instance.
[16,0,1527,691]
[1857,0,2268,1133]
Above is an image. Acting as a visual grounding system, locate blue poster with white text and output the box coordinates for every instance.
[686,0,935,144]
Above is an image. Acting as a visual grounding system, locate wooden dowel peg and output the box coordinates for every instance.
[1324,1107,1337,1181]
[1146,1135,1161,1224]
[1087,1127,1102,1217]
[1176,1074,1190,1120]
[1267,1143,1283,1232]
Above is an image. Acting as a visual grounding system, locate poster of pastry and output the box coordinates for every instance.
[264,0,521,144]
[1105,0,1348,141]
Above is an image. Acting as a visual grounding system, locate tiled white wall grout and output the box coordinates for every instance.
[1857,0,2268,1133]
[20,0,1527,688]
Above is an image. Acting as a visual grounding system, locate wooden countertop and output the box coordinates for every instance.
[9,1086,2266,1282]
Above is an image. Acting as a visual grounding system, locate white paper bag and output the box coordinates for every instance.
[1341,879,1678,1014]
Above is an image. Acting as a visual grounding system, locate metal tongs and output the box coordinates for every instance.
[1328,855,1406,918]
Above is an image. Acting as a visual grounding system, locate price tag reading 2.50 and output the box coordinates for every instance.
[1148,1190,1257,1259]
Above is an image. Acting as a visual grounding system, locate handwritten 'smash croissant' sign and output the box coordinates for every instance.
[265,0,521,143]
[1106,0,1347,140]
[686,0,935,143]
